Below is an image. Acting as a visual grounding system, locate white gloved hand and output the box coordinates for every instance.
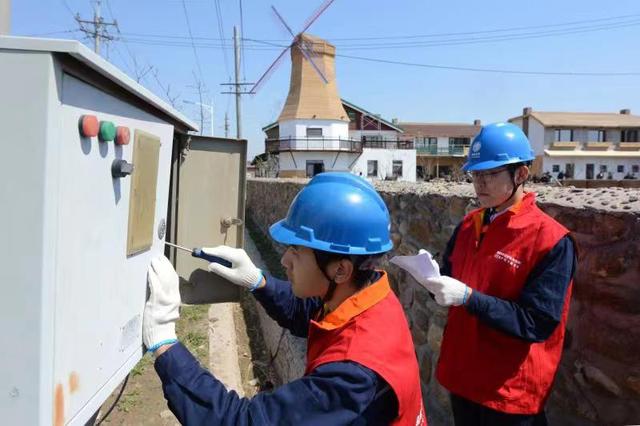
[389,249,440,288]
[143,256,180,352]
[202,246,263,290]
[423,275,472,307]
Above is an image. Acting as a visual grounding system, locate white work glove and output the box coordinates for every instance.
[423,276,472,307]
[143,256,180,352]
[202,246,263,290]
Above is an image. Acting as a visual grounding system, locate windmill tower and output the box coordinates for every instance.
[279,34,348,124]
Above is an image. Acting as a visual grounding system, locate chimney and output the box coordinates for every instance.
[620,109,631,115]
[522,107,531,137]
[473,119,481,126]
[278,33,348,123]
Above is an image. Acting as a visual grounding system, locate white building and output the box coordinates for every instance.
[262,34,416,182]
[509,107,640,180]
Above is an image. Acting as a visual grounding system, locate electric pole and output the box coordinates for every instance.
[221,26,253,140]
[0,0,10,35]
[234,26,242,139]
[75,0,117,55]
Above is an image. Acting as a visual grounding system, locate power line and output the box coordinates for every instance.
[180,0,205,81]
[75,0,118,54]
[239,0,247,80]
[334,53,640,76]
[213,0,231,77]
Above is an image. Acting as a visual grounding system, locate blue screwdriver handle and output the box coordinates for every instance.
[192,248,232,268]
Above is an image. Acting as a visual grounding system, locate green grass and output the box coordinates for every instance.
[129,354,153,378]
[117,389,141,413]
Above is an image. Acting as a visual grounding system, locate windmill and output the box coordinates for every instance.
[250,0,335,95]
[251,0,349,123]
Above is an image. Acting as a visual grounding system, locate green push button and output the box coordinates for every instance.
[99,121,117,142]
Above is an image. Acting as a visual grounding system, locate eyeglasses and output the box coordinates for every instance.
[469,167,510,182]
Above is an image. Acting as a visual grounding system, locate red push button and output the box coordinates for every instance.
[115,126,130,146]
[79,115,99,137]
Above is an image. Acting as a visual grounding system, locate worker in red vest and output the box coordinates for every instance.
[143,172,427,425]
[420,123,575,425]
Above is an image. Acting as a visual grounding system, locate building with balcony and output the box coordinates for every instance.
[263,98,415,181]
[399,121,481,179]
[509,107,640,180]
[261,33,416,182]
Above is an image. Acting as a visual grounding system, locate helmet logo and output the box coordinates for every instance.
[471,141,482,158]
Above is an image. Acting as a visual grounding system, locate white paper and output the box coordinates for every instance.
[389,250,441,287]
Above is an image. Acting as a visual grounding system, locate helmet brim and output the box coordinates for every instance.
[462,157,534,172]
[269,220,392,255]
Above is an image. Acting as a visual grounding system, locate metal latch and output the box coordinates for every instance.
[111,159,134,178]
[221,217,243,229]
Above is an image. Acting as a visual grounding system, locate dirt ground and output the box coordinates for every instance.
[98,298,275,425]
[98,304,210,425]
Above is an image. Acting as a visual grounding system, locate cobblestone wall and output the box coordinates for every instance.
[246,178,640,425]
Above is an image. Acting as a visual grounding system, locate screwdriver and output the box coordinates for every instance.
[164,241,232,268]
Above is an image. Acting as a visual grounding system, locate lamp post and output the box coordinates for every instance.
[183,99,214,136]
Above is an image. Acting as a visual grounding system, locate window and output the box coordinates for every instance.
[415,137,437,148]
[555,129,573,142]
[347,111,357,122]
[367,160,378,177]
[622,129,639,142]
[552,165,560,172]
[306,127,323,137]
[393,160,403,178]
[633,165,639,173]
[449,137,471,145]
[587,129,606,142]
[617,165,625,173]
[305,161,324,177]
[599,165,607,172]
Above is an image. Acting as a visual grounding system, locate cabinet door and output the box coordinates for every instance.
[167,135,247,304]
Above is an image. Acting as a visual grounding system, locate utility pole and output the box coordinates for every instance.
[0,0,10,35]
[224,112,230,138]
[233,26,242,139]
[221,26,253,140]
[76,0,117,55]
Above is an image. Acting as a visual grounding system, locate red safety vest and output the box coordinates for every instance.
[436,192,572,414]
[306,272,427,426]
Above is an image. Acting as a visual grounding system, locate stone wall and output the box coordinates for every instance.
[246,178,640,425]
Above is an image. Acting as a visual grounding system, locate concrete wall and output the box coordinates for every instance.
[278,151,360,176]
[351,148,417,182]
[246,178,640,426]
[279,119,349,141]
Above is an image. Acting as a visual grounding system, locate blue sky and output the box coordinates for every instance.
[11,0,640,158]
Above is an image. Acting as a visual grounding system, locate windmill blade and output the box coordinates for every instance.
[271,5,295,38]
[295,42,329,84]
[300,0,336,34]
[249,44,291,94]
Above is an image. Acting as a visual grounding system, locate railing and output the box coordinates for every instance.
[361,139,414,149]
[416,144,468,156]
[265,137,416,153]
[266,138,363,153]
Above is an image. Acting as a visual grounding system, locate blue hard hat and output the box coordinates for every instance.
[269,172,392,255]
[462,122,535,171]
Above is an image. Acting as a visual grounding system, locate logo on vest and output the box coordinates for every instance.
[494,250,522,269]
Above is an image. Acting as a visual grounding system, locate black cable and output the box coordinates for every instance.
[94,374,130,425]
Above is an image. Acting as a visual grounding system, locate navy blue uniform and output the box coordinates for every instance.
[154,276,397,425]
